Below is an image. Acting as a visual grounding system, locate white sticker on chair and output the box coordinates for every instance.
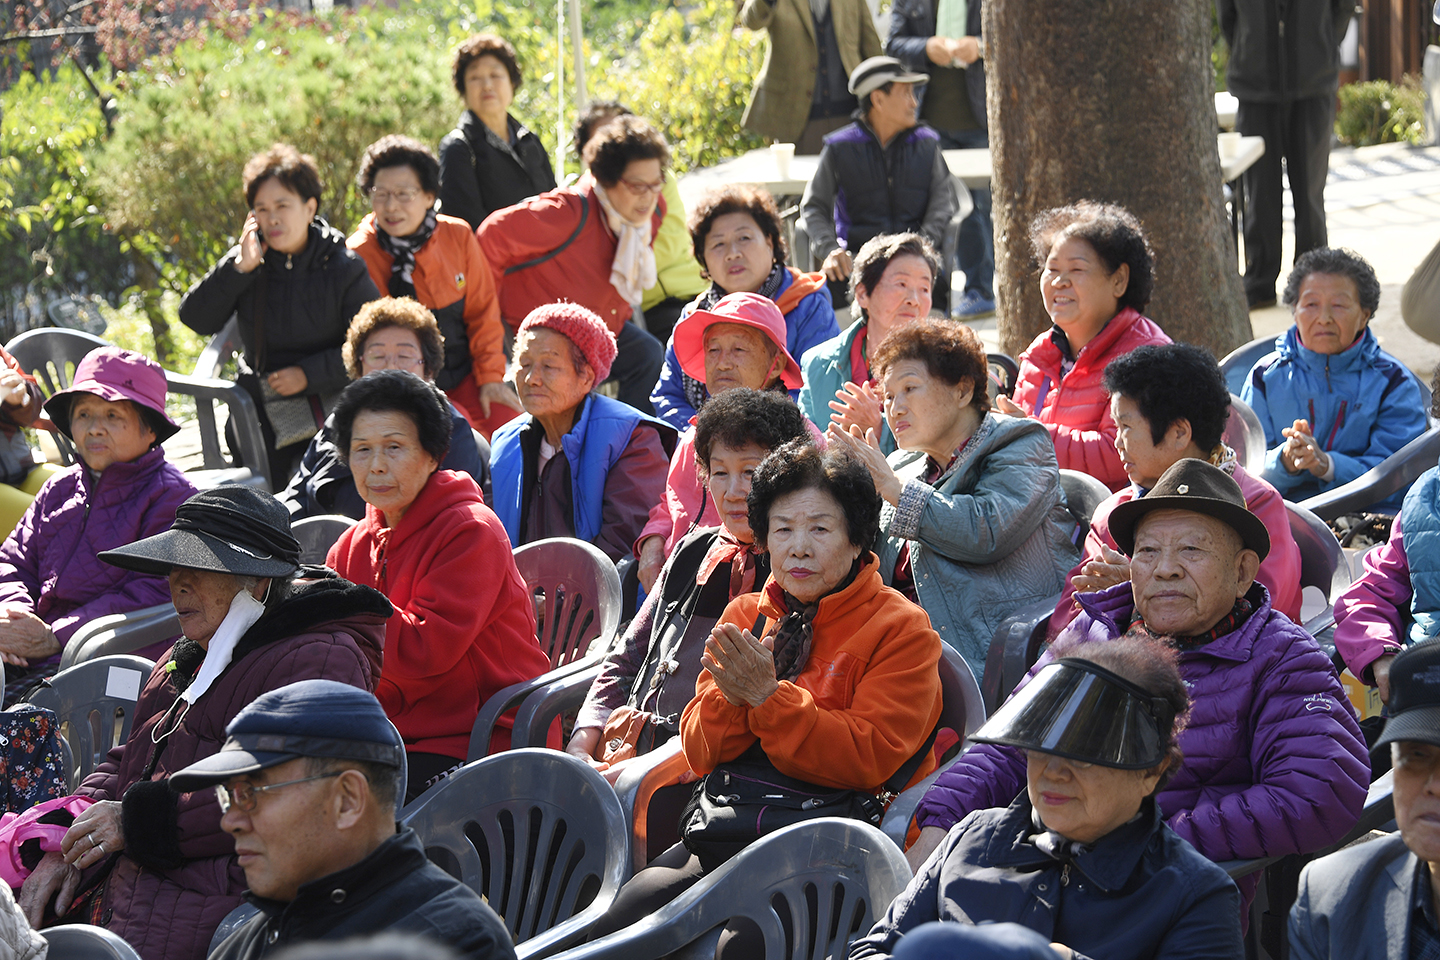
[106,667,142,702]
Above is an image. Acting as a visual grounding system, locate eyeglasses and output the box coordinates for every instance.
[216,771,342,813]
[363,349,424,370]
[369,188,425,207]
[618,177,665,196]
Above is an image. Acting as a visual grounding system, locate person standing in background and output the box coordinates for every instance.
[737,0,884,154]
[886,0,995,320]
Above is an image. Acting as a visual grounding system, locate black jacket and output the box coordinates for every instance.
[209,828,516,960]
[437,111,558,231]
[1216,0,1352,102]
[179,219,379,396]
[885,0,987,130]
[849,796,1243,960]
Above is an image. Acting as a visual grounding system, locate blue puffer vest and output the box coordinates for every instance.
[1402,463,1440,643]
[490,393,663,545]
[823,119,943,252]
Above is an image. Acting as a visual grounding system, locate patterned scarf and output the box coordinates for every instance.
[683,265,789,413]
[374,208,438,298]
[696,529,763,598]
[1125,597,1254,652]
[1209,442,1239,476]
[767,557,861,682]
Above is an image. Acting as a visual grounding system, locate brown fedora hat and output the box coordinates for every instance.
[1108,458,1270,560]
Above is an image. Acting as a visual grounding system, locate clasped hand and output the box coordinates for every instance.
[18,800,124,926]
[701,623,779,708]
[1281,418,1330,478]
[0,607,58,667]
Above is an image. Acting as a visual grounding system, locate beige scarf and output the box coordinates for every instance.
[592,181,657,306]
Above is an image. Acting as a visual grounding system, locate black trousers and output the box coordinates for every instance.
[1236,94,1334,304]
[606,320,665,415]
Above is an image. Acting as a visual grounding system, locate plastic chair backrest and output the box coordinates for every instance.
[1285,501,1352,633]
[1219,335,1278,396]
[22,655,155,788]
[513,538,623,668]
[550,818,910,960]
[164,369,271,492]
[61,603,181,670]
[400,749,630,958]
[980,596,1058,715]
[292,515,356,566]
[5,327,112,465]
[986,353,1019,399]
[1058,469,1110,535]
[208,904,262,955]
[1223,395,1267,470]
[194,316,241,381]
[42,923,143,960]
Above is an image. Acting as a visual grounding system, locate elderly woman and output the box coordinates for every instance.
[851,636,1244,959]
[17,485,390,960]
[993,201,1171,492]
[587,441,943,957]
[568,389,811,774]
[0,345,55,537]
[279,297,488,520]
[650,185,837,430]
[634,292,806,590]
[478,116,670,412]
[0,348,196,702]
[830,318,1080,677]
[325,371,551,800]
[909,458,1372,914]
[489,303,673,562]
[1242,247,1427,513]
[348,135,519,437]
[798,233,939,456]
[437,33,557,232]
[180,144,381,484]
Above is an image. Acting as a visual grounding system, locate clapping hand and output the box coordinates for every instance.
[1281,418,1330,478]
[701,622,779,708]
[829,381,884,438]
[827,423,903,505]
[1069,544,1131,593]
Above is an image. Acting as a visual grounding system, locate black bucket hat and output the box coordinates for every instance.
[98,485,301,579]
[1108,458,1271,561]
[1373,638,1440,759]
[970,658,1178,770]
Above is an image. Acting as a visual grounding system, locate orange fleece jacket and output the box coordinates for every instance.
[680,555,943,794]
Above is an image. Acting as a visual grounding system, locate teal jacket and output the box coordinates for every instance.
[796,321,896,455]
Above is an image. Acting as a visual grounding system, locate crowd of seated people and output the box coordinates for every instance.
[3,29,1433,960]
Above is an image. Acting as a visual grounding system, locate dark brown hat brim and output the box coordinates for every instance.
[1109,494,1271,561]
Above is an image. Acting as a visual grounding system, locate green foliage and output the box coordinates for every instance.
[1335,77,1427,147]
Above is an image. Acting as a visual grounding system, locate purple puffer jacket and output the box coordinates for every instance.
[915,582,1370,896]
[70,576,392,960]
[0,447,196,648]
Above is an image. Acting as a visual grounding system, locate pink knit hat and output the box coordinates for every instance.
[517,302,619,384]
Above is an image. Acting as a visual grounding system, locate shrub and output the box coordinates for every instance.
[1335,77,1427,147]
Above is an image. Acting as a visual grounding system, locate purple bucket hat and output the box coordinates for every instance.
[43,346,180,443]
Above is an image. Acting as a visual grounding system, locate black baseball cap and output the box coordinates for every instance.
[1374,638,1440,756]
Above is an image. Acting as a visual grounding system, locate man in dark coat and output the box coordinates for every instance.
[174,680,515,960]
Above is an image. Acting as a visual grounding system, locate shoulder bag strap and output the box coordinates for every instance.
[503,192,590,276]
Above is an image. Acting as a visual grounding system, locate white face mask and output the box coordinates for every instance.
[181,588,268,705]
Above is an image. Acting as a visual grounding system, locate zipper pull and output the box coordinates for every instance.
[286,253,293,270]
[1061,863,1071,886]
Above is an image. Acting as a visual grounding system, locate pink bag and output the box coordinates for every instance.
[0,795,94,889]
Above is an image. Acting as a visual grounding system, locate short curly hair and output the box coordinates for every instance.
[332,370,452,468]
[452,33,522,97]
[849,233,941,313]
[342,298,446,381]
[1049,633,1191,791]
[582,116,670,188]
[747,440,881,553]
[871,318,992,415]
[243,143,323,209]
[1029,201,1156,313]
[1282,247,1382,316]
[694,389,810,476]
[356,135,441,197]
[687,185,787,276]
[574,100,632,156]
[1103,344,1230,453]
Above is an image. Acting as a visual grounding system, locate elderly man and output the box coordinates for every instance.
[907,459,1371,908]
[172,680,515,960]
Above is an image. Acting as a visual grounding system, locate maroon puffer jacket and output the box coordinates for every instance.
[71,575,391,960]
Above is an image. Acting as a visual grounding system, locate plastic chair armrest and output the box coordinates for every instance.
[1300,426,1440,520]
[164,370,271,492]
[613,739,691,870]
[879,742,973,849]
[467,657,601,761]
[60,604,180,669]
[510,664,602,748]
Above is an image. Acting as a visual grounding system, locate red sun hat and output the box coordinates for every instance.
[43,346,180,442]
[673,292,803,390]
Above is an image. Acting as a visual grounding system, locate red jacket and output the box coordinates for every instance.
[476,183,664,334]
[1049,463,1304,638]
[348,213,507,389]
[1011,307,1172,490]
[328,469,549,758]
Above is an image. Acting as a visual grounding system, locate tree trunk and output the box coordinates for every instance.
[987,0,1252,360]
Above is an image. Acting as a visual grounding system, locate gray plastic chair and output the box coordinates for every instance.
[1058,469,1110,537]
[61,603,181,669]
[399,748,630,959]
[1223,394,1267,470]
[22,655,155,788]
[1300,423,1440,520]
[1219,334,1278,396]
[193,316,242,381]
[208,904,261,956]
[986,352,1019,399]
[41,924,143,960]
[5,326,112,465]
[467,538,623,761]
[1285,500,1353,634]
[546,818,911,960]
[292,514,357,565]
[980,596,1058,715]
[163,369,271,492]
